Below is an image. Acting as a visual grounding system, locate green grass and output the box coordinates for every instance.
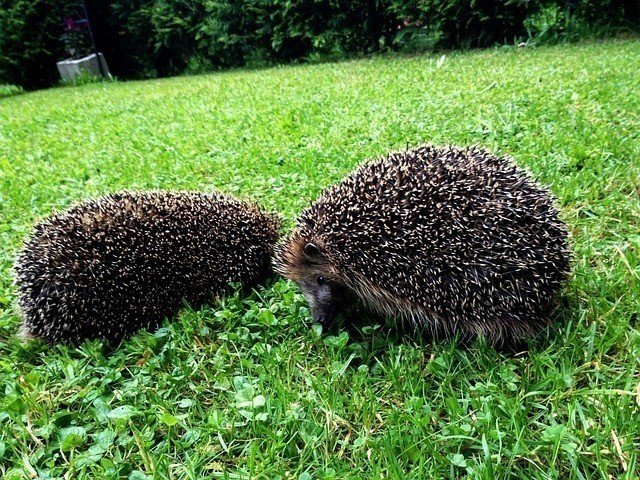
[1,39,639,479]
[0,84,24,99]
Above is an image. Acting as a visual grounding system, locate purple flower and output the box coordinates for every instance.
[64,17,76,31]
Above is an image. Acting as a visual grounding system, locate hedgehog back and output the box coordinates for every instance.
[15,191,280,343]
[297,145,570,342]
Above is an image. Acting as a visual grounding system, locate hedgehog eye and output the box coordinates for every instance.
[304,243,320,257]
[316,275,326,286]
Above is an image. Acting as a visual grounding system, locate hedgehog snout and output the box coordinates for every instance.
[310,303,336,327]
[311,306,335,327]
[298,279,341,327]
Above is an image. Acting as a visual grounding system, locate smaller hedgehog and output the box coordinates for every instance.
[14,191,280,343]
[275,145,571,346]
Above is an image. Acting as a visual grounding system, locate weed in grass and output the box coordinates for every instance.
[0,84,24,99]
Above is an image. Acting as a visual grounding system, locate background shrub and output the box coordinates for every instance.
[387,0,534,48]
[0,0,637,89]
[0,0,74,89]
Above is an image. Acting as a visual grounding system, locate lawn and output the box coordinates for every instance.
[1,39,639,479]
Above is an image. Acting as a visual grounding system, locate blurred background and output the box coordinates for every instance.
[1,0,638,91]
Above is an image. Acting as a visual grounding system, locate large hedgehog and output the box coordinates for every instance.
[15,191,280,343]
[275,145,571,346]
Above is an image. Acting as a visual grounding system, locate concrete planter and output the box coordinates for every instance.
[57,53,110,82]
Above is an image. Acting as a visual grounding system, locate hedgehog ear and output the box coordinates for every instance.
[303,242,323,261]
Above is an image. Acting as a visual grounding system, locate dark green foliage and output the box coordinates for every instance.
[257,0,395,60]
[387,0,534,48]
[108,0,395,74]
[0,0,68,89]
[125,1,208,76]
[193,1,268,70]
[0,0,638,88]
[91,0,158,79]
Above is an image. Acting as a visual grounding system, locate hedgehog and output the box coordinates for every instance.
[14,190,281,344]
[275,145,571,346]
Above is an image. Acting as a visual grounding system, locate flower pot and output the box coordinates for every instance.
[56,53,110,82]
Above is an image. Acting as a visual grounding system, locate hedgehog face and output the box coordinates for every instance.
[276,239,347,327]
[298,275,340,326]
[298,243,348,326]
